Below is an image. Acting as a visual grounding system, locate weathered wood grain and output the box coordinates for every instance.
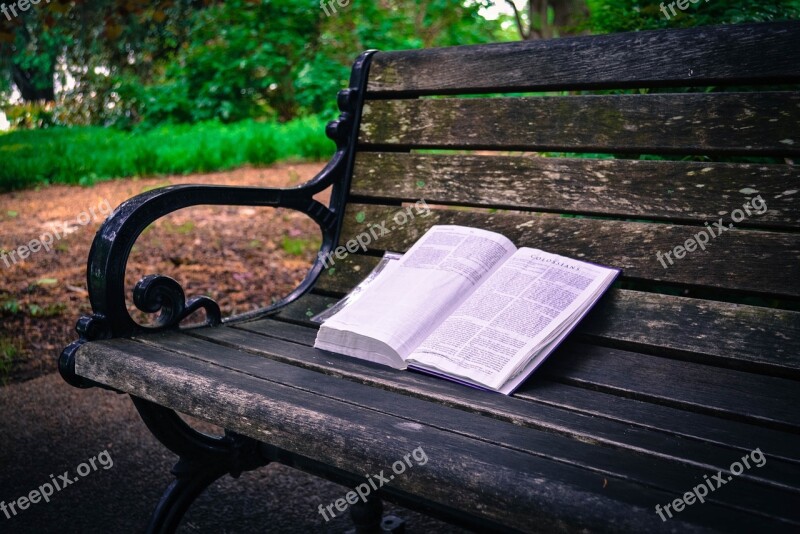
[337,204,800,297]
[539,342,800,432]
[149,331,800,500]
[310,254,800,377]
[359,92,800,156]
[576,290,800,376]
[230,317,800,465]
[367,22,800,95]
[76,338,752,533]
[268,292,800,432]
[264,299,800,431]
[352,153,800,229]
[516,378,800,466]
[74,335,800,529]
[273,292,340,325]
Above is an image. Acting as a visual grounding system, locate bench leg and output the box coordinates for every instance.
[350,493,384,532]
[148,458,229,533]
[131,397,269,534]
[350,493,406,534]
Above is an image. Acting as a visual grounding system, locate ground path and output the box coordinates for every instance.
[1,164,324,383]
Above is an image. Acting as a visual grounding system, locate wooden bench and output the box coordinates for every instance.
[61,22,800,533]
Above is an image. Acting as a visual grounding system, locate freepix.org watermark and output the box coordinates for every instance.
[320,0,351,17]
[655,195,767,269]
[1,0,50,21]
[1,450,113,520]
[655,447,766,522]
[1,198,111,270]
[659,0,711,20]
[317,446,428,522]
[318,199,430,269]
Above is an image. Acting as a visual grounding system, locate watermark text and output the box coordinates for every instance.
[1,450,113,520]
[1,198,111,270]
[317,446,428,522]
[1,0,51,21]
[655,447,766,521]
[656,195,767,269]
[319,199,430,269]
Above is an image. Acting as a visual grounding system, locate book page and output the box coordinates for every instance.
[311,251,403,324]
[407,248,619,389]
[318,225,516,360]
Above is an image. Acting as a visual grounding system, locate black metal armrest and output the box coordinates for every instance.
[60,50,377,388]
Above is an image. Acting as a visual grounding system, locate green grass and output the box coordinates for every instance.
[0,117,333,192]
[0,337,20,385]
[281,236,321,256]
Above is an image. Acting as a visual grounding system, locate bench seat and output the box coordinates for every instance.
[74,287,800,532]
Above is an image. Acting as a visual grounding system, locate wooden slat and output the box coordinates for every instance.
[265,301,800,432]
[578,290,800,377]
[273,292,335,326]
[516,379,800,466]
[231,316,800,465]
[75,337,760,533]
[257,301,800,433]
[142,331,800,515]
[359,92,800,156]
[338,204,800,298]
[352,153,800,229]
[311,254,800,378]
[540,342,800,433]
[367,22,800,95]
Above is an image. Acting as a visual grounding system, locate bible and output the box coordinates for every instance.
[314,225,620,394]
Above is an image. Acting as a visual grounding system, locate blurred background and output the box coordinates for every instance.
[0,2,797,532]
[1,0,794,180]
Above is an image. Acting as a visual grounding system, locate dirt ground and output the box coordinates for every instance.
[0,163,327,384]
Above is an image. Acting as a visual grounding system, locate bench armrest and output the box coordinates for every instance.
[95,181,337,327]
[58,180,334,386]
[60,50,378,387]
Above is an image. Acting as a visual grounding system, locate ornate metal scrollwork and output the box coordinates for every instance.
[133,274,222,329]
[59,49,378,388]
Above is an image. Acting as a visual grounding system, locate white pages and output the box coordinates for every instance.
[314,225,619,394]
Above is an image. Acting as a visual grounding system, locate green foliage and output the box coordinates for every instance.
[0,117,332,192]
[0,337,19,385]
[162,221,196,236]
[27,302,67,318]
[2,0,502,128]
[123,0,501,126]
[1,297,20,315]
[586,0,800,33]
[3,102,56,129]
[281,236,320,256]
[136,0,318,124]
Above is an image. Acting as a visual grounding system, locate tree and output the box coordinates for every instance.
[112,0,503,124]
[1,0,505,126]
[585,0,800,33]
[0,1,66,103]
[0,1,207,106]
[502,0,587,39]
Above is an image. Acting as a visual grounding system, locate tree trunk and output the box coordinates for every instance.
[505,0,587,41]
[11,62,55,102]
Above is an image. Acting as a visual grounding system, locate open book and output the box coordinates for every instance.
[314,225,620,394]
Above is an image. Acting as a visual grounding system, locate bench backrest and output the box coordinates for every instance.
[320,22,800,311]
